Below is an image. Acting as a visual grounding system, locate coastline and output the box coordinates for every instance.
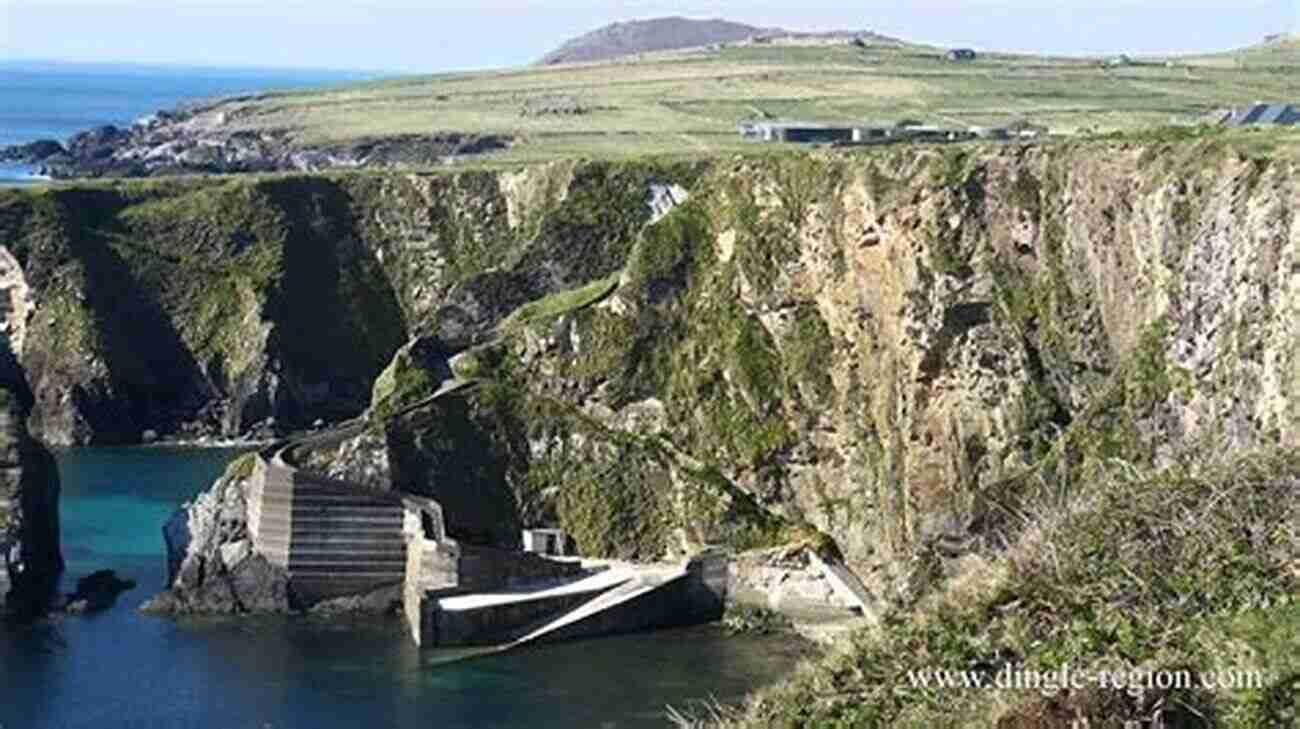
[0,62,388,181]
[0,162,52,187]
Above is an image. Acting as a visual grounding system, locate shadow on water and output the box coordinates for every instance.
[1,447,806,729]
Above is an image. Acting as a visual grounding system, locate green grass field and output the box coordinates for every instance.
[210,34,1300,163]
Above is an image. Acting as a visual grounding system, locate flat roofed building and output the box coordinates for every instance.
[738,121,858,143]
[522,528,569,556]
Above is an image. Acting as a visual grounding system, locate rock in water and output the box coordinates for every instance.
[0,382,63,620]
[64,570,136,613]
[142,455,292,615]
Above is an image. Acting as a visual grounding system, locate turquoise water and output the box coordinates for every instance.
[0,61,377,182]
[0,448,802,729]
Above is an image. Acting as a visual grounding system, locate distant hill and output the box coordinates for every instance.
[539,17,775,65]
[1262,32,1299,47]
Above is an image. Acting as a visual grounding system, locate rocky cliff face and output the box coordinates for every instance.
[142,455,290,615]
[295,140,1299,606]
[0,383,62,618]
[14,139,1296,619]
[0,105,513,180]
[0,161,696,445]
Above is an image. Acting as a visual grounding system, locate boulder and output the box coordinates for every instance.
[65,570,136,613]
[219,539,251,569]
[227,555,290,612]
[143,459,293,615]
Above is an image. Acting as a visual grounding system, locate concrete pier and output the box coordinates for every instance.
[243,386,737,654]
[410,552,728,651]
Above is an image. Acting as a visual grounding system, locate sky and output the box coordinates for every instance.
[1,0,1296,73]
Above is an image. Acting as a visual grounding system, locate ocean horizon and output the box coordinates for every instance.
[0,60,386,182]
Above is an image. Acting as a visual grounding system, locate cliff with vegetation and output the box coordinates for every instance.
[0,161,697,445]
[6,135,1298,723]
[287,138,1300,726]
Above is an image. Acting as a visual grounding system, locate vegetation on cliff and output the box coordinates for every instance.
[17,133,1299,723]
[0,161,697,445]
[684,450,1298,728]
[342,138,1298,725]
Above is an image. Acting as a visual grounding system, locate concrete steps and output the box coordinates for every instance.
[248,460,411,603]
[255,515,404,530]
[259,494,406,510]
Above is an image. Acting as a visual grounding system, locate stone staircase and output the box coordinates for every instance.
[248,456,407,602]
[241,374,731,647]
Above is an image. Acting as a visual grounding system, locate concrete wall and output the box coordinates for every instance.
[528,556,727,646]
[434,590,605,646]
[405,544,586,645]
[457,544,583,591]
[414,553,728,649]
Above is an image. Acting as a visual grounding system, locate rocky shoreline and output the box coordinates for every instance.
[0,100,512,180]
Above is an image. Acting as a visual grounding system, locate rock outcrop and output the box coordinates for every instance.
[0,161,690,445]
[142,455,292,614]
[0,139,66,165]
[0,383,62,619]
[0,105,513,180]
[293,141,1300,610]
[62,570,136,613]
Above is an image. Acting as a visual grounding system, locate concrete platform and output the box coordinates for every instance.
[415,553,726,652]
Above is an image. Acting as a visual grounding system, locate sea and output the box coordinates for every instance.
[0,61,375,184]
[0,63,802,729]
[0,452,802,729]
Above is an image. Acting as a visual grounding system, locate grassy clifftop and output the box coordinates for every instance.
[171,35,1300,163]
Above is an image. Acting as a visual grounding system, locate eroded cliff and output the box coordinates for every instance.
[295,141,1297,604]
[14,132,1285,726]
[0,161,700,445]
[11,139,1297,646]
[0,382,62,619]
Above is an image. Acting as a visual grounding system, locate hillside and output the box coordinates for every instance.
[538,17,774,65]
[11,30,1300,177]
[96,36,1300,162]
[9,136,1296,724]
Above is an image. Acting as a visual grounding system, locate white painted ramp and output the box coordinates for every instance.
[505,566,687,649]
[437,568,632,612]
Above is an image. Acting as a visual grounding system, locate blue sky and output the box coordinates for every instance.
[1,0,1296,73]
